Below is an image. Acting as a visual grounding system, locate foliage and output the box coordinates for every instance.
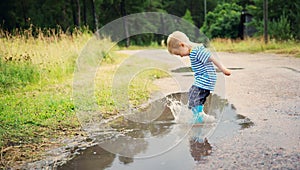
[0,59,39,92]
[0,29,86,168]
[0,0,216,46]
[268,14,292,41]
[1,0,300,43]
[212,37,300,57]
[187,0,218,29]
[201,3,243,39]
[0,28,171,167]
[182,9,194,25]
[246,0,300,40]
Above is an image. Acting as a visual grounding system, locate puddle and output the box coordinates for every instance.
[281,67,300,73]
[227,67,244,70]
[58,92,253,170]
[171,67,192,73]
[171,67,244,74]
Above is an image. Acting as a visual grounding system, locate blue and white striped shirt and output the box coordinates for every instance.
[189,45,216,91]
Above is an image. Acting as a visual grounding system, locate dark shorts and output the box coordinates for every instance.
[188,85,210,109]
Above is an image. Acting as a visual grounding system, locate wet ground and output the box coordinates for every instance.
[25,50,300,169]
[58,92,253,170]
[199,52,300,169]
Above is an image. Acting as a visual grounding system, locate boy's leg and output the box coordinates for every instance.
[188,85,210,123]
[192,105,204,123]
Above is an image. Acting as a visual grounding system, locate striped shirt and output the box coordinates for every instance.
[189,45,217,91]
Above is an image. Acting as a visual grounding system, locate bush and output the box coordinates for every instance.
[246,0,300,41]
[182,9,194,25]
[269,14,292,41]
[201,3,243,39]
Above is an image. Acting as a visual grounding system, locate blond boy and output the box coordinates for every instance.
[167,31,231,123]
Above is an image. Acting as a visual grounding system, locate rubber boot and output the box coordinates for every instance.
[192,105,204,123]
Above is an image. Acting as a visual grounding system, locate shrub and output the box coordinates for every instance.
[269,14,292,41]
[201,3,243,39]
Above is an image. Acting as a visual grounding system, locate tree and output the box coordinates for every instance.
[182,9,194,25]
[201,3,243,39]
[187,0,217,29]
[120,0,129,47]
[91,0,99,31]
[246,0,300,40]
[164,0,187,17]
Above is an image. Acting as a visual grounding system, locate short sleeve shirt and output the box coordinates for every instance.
[189,45,217,91]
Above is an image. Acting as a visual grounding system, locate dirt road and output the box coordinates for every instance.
[123,50,300,169]
[20,50,300,169]
[198,52,300,169]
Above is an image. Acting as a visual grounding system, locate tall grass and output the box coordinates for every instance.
[0,28,91,167]
[0,28,169,168]
[211,37,300,57]
[0,27,91,86]
[0,59,39,92]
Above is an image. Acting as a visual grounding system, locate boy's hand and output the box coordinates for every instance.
[209,56,231,76]
[223,68,231,76]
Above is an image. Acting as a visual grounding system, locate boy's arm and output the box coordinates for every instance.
[209,56,231,76]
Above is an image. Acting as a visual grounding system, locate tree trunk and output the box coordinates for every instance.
[263,0,268,44]
[20,0,27,27]
[91,0,99,31]
[76,0,81,27]
[159,13,166,45]
[83,0,87,26]
[71,0,78,26]
[120,0,130,47]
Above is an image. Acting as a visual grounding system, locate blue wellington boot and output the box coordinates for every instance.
[192,105,204,123]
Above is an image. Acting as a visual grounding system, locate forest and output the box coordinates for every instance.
[1,0,300,44]
[0,0,300,168]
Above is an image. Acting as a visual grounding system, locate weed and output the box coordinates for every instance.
[0,28,169,168]
[211,37,300,56]
[0,59,39,92]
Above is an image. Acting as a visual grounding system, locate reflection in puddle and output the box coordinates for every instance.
[58,92,253,170]
[189,136,212,163]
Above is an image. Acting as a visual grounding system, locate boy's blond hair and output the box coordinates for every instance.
[167,31,190,54]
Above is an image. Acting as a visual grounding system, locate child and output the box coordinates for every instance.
[167,31,231,123]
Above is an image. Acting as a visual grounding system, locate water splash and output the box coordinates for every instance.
[166,97,188,123]
[201,112,216,123]
[166,97,216,124]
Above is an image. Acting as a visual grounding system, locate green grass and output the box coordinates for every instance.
[0,59,40,92]
[94,52,169,116]
[0,88,77,145]
[1,29,298,168]
[0,30,169,168]
[128,69,169,106]
[0,30,90,167]
[211,38,300,57]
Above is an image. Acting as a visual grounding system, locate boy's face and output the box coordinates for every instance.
[172,42,190,57]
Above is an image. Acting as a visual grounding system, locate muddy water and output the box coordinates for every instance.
[58,92,253,170]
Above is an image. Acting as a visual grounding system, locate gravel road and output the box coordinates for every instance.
[197,52,300,169]
[123,50,300,169]
[120,50,300,169]
[21,50,300,170]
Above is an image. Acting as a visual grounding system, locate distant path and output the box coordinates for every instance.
[120,49,300,169]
